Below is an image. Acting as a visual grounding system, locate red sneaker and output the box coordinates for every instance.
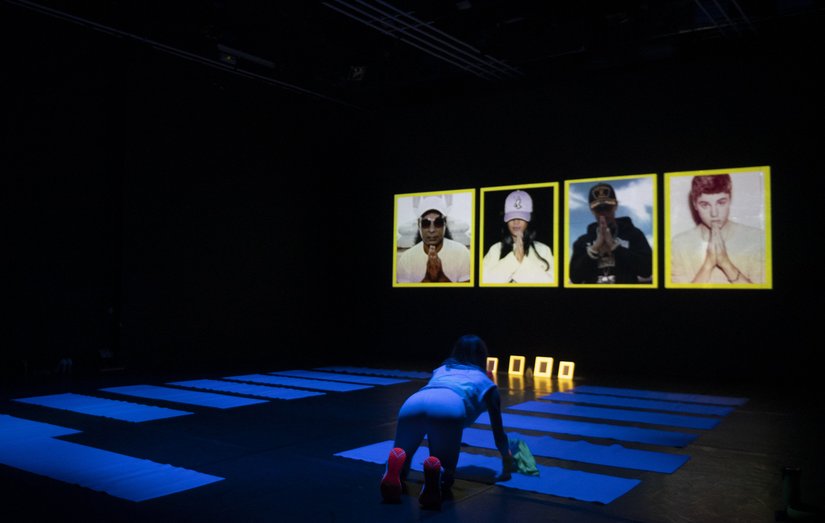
[380,447,406,503]
[419,456,442,510]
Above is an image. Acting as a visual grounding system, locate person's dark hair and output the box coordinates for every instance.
[413,213,453,243]
[689,174,732,225]
[498,223,550,271]
[445,334,489,370]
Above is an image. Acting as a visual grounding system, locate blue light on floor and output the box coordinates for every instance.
[475,412,697,447]
[101,385,269,409]
[570,386,748,406]
[0,415,223,501]
[224,374,372,392]
[509,400,720,429]
[168,379,325,400]
[315,366,432,379]
[460,427,689,473]
[1,414,81,441]
[270,369,408,386]
[540,391,733,416]
[336,440,640,504]
[14,393,192,422]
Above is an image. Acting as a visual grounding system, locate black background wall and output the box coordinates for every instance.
[6,5,821,385]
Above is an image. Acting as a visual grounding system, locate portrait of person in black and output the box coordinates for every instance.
[569,183,652,284]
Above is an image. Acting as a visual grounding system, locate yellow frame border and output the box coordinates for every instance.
[486,357,499,375]
[392,188,476,287]
[564,174,658,288]
[533,356,554,378]
[508,355,526,375]
[479,182,560,287]
[557,361,576,380]
[664,166,772,290]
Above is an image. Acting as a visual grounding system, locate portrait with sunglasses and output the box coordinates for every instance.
[419,216,446,229]
[395,192,473,285]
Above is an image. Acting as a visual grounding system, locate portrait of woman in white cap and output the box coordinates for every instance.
[482,189,554,284]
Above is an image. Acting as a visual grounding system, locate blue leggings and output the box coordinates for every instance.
[393,388,467,483]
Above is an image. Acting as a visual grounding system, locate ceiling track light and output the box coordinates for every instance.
[323,0,522,81]
[693,0,756,37]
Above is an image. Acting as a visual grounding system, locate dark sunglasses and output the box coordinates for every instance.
[420,217,446,228]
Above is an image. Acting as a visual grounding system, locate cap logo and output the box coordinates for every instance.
[589,184,617,209]
[513,196,523,209]
[592,186,612,200]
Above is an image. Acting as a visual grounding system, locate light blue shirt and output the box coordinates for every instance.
[423,363,496,426]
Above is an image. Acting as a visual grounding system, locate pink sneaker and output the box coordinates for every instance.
[380,447,406,503]
[419,456,442,509]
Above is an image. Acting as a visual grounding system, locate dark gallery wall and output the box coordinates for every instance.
[5,7,366,378]
[114,59,365,374]
[6,10,121,380]
[5,6,821,385]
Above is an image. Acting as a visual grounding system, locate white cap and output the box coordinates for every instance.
[418,196,447,217]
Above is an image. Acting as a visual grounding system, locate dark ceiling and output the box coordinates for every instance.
[5,0,825,110]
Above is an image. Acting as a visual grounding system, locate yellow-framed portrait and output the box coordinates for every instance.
[665,166,772,289]
[479,182,559,287]
[393,189,475,287]
[564,174,658,288]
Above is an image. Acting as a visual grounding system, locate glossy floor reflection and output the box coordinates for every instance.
[1,366,823,522]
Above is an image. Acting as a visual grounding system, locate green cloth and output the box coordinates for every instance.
[508,436,540,477]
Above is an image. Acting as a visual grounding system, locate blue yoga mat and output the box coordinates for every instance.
[460,428,689,473]
[101,385,268,409]
[225,374,372,392]
[476,412,696,447]
[270,370,408,386]
[14,393,192,422]
[0,414,81,442]
[315,366,432,379]
[571,386,748,406]
[540,392,733,416]
[335,440,639,504]
[168,379,324,400]
[0,431,223,501]
[510,401,720,430]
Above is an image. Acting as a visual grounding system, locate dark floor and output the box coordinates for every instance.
[1,364,823,523]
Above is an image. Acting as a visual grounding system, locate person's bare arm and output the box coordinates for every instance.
[485,387,515,480]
